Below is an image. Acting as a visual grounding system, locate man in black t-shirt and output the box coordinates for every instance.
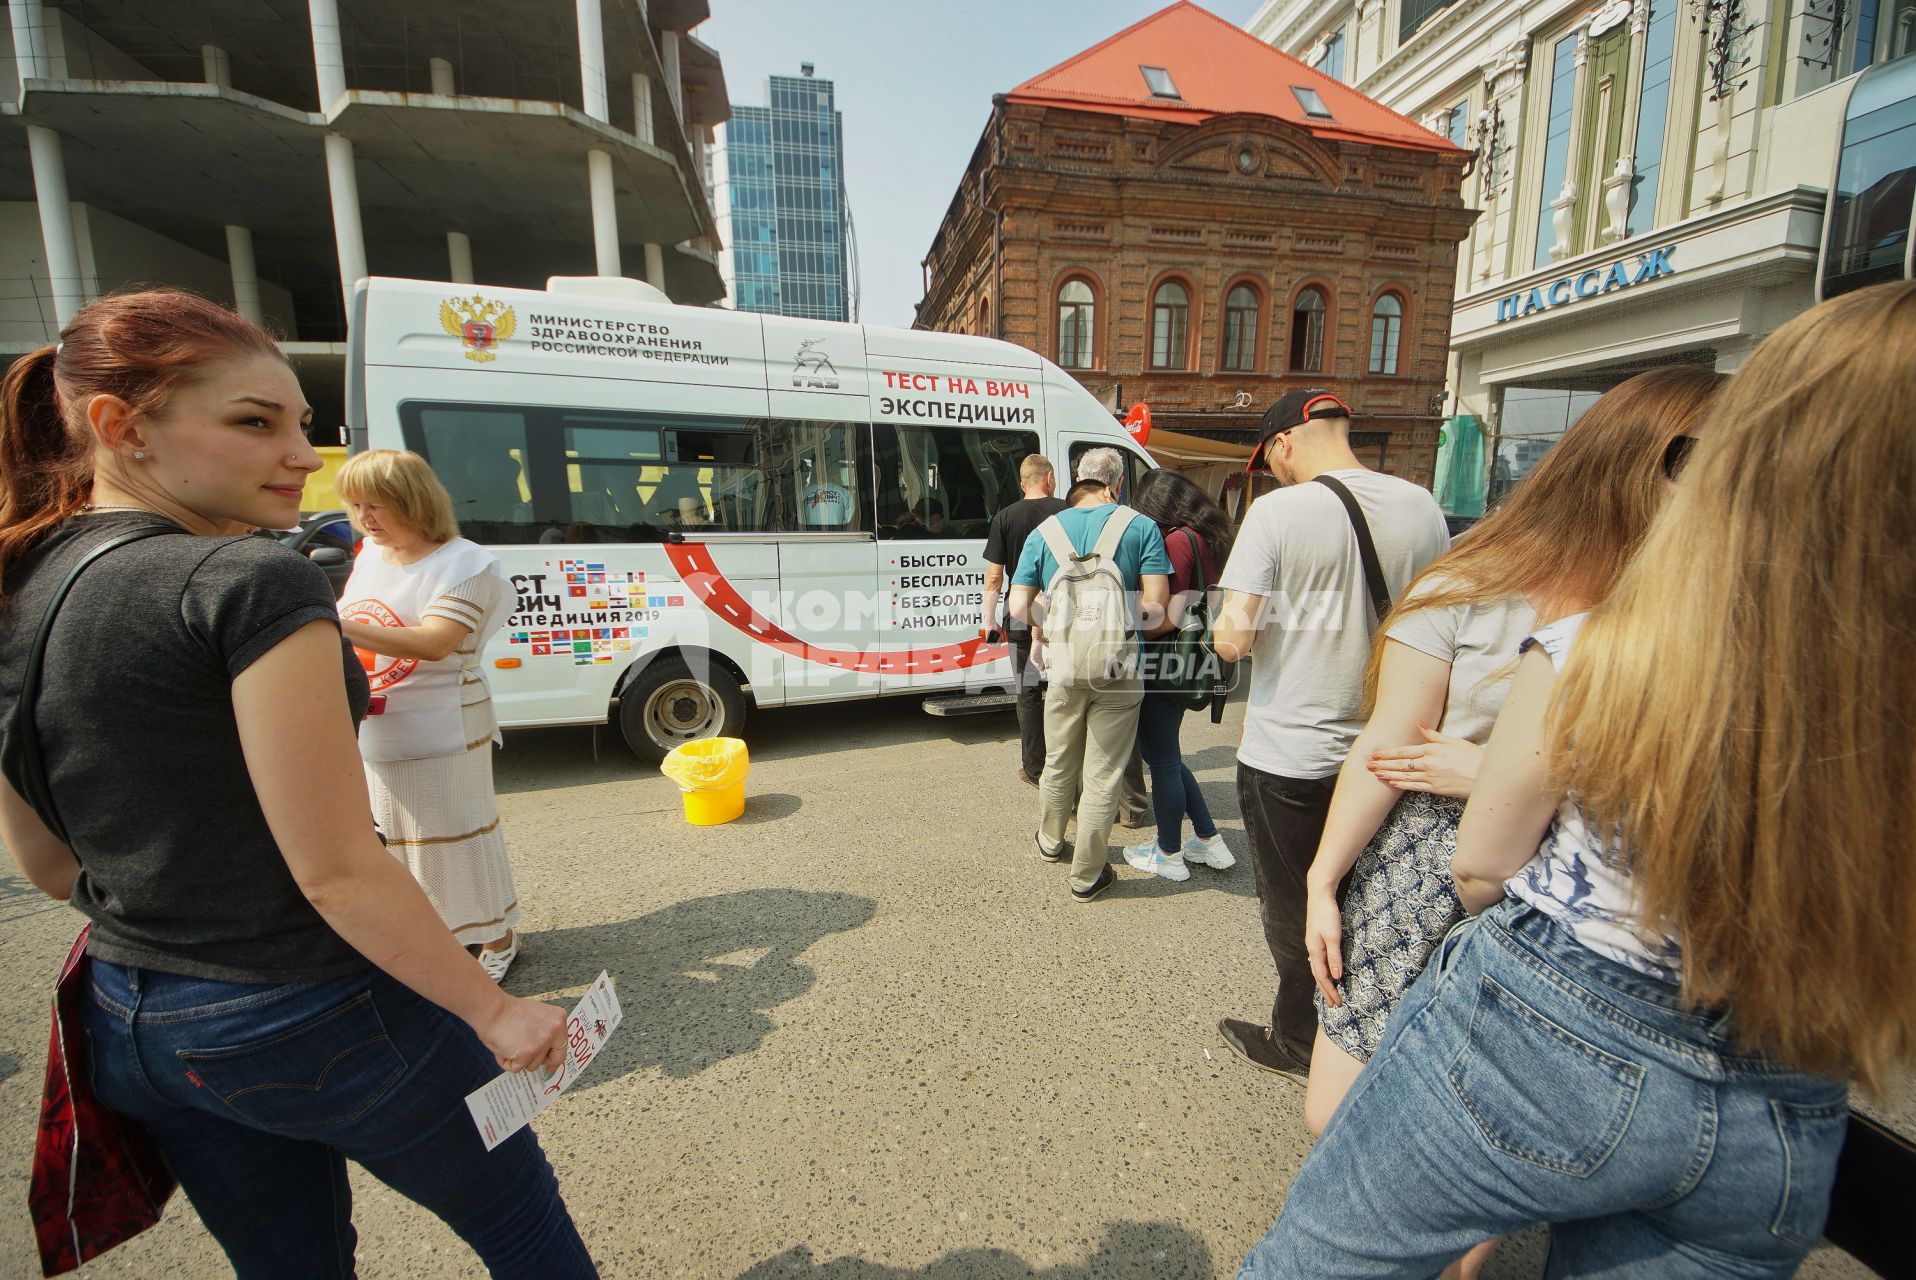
[981,455,1067,784]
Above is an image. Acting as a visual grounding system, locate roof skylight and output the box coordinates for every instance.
[1291,85,1334,119]
[1140,65,1181,99]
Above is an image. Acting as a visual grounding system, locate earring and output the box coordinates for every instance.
[132,451,145,460]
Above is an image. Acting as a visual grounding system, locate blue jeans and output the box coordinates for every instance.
[1136,691,1217,853]
[1239,900,1848,1280]
[83,961,597,1279]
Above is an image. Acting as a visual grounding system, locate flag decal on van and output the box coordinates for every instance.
[440,295,517,363]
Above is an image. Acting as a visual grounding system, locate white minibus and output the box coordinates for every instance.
[346,275,1155,761]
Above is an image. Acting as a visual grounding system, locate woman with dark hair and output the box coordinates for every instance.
[1121,467,1237,882]
[0,290,594,1276]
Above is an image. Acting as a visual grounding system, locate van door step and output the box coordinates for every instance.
[922,691,1015,716]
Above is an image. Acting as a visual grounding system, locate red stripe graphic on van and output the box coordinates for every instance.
[664,543,1008,673]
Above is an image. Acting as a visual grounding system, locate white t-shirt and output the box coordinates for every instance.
[338,538,511,762]
[1219,468,1449,778]
[1384,580,1536,744]
[1506,614,1683,982]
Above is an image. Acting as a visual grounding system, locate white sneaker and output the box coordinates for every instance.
[1122,842,1191,882]
[1182,832,1236,870]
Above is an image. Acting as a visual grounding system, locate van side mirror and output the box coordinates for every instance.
[308,546,349,566]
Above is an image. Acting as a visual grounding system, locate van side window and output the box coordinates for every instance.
[873,424,1038,540]
[1067,440,1152,501]
[400,402,870,542]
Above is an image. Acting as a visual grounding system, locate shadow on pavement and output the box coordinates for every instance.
[733,792,802,824]
[735,1220,1214,1278]
[514,889,876,1082]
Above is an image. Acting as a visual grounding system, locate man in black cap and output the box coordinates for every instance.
[1209,388,1449,1080]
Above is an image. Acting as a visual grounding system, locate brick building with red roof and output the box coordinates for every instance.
[915,1,1476,491]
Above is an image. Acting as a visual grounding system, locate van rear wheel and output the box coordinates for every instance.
[617,658,747,765]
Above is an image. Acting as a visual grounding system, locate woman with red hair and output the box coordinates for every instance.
[0,290,595,1277]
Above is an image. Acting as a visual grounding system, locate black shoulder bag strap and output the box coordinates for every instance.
[1314,475,1391,629]
[8,528,175,844]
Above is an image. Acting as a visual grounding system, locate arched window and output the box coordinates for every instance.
[1221,284,1260,371]
[977,296,991,338]
[1289,287,1327,372]
[1368,294,1403,375]
[1150,280,1190,370]
[1057,279,1095,368]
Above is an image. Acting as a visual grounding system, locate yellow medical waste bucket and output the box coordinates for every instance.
[660,737,749,826]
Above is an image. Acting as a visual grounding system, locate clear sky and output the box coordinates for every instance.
[699,0,1266,328]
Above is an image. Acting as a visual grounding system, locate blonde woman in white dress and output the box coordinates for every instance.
[335,450,522,980]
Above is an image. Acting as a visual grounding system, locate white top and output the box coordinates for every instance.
[1219,468,1450,778]
[338,538,512,763]
[1384,579,1536,744]
[1506,614,1683,982]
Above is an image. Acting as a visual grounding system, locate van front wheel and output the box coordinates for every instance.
[617,658,747,765]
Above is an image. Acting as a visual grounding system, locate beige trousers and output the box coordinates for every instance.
[1038,677,1145,892]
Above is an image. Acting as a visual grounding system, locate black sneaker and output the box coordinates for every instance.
[1217,1018,1311,1083]
[1071,863,1116,902]
[1035,833,1071,863]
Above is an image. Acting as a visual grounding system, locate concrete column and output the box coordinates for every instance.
[25,126,82,324]
[632,72,654,143]
[429,56,454,96]
[202,44,232,87]
[644,243,666,291]
[323,133,367,299]
[308,0,346,109]
[576,0,608,121]
[588,149,620,276]
[225,225,263,322]
[661,30,682,121]
[447,230,473,283]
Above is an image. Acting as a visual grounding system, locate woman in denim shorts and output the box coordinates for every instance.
[1240,283,1916,1278]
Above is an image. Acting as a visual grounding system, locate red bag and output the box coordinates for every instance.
[28,927,176,1276]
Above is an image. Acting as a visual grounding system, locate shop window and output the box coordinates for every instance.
[1151,280,1190,370]
[1221,284,1261,371]
[1057,278,1096,369]
[1369,295,1404,375]
[1288,287,1327,372]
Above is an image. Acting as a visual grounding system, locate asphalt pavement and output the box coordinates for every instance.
[0,695,1900,1277]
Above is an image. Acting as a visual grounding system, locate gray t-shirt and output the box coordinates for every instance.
[1219,469,1450,778]
[0,513,372,982]
[1385,580,1536,744]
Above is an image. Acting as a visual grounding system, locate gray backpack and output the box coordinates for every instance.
[1037,507,1140,688]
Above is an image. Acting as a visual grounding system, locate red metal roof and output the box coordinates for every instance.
[1007,1,1460,155]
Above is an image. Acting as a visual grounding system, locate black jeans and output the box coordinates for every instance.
[1237,762,1339,1063]
[1010,628,1046,779]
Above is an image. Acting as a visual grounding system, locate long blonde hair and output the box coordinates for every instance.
[336,449,460,544]
[1552,281,1916,1089]
[1363,366,1722,707]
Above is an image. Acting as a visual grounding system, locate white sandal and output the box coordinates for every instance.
[477,932,519,983]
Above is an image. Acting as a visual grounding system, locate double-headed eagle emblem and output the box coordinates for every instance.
[440,295,516,363]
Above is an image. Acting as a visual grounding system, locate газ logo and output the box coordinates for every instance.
[441,295,517,363]
[792,338,839,389]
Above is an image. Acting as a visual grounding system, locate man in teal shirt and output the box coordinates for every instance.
[1009,448,1171,901]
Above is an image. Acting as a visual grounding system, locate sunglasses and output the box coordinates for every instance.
[1662,435,1698,480]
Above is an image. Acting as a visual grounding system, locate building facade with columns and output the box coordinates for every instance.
[1,0,727,441]
[915,2,1475,494]
[1249,0,1915,503]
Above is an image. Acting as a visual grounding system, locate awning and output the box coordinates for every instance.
[1143,427,1255,467]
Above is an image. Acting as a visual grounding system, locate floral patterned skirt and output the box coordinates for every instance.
[1316,791,1467,1063]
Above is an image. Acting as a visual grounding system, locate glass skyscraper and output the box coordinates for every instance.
[723,68,850,322]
